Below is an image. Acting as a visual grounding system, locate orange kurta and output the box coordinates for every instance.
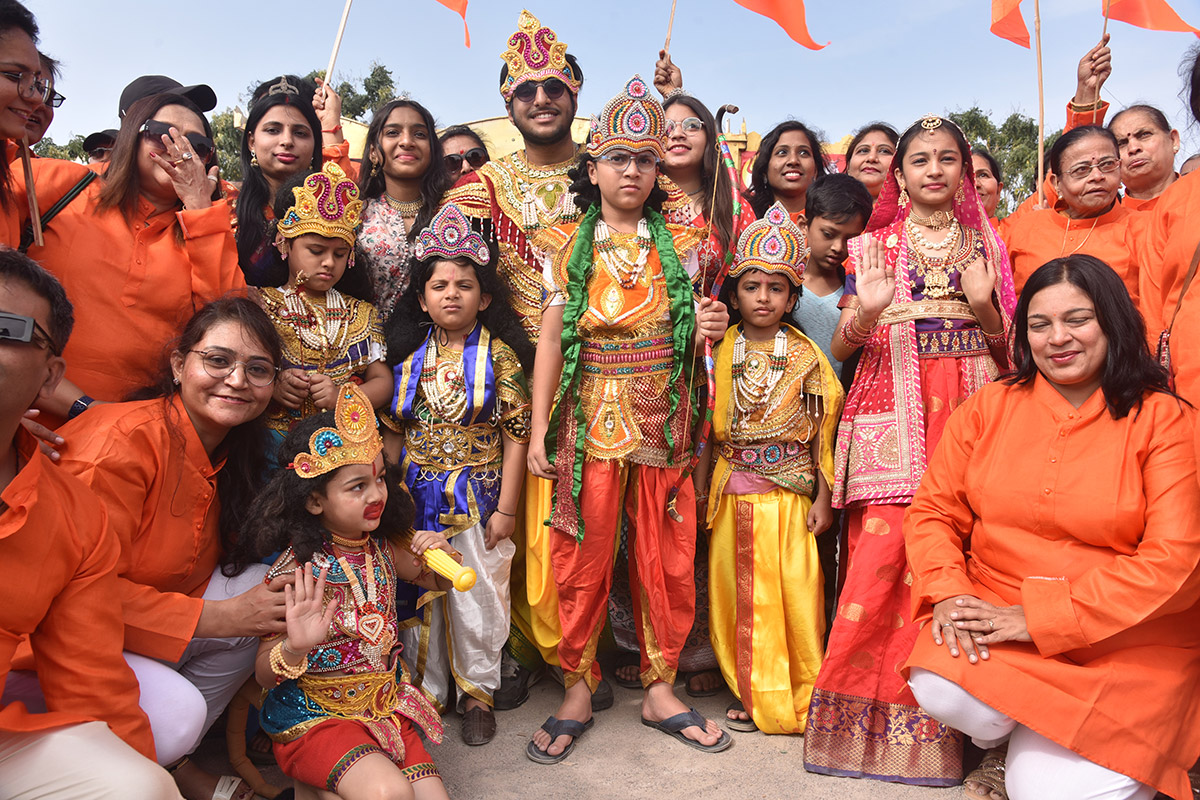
[15,158,244,404]
[0,429,156,760]
[56,396,223,662]
[1004,203,1139,302]
[903,377,1200,800]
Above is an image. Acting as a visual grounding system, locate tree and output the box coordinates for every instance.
[32,134,85,163]
[210,109,242,183]
[948,106,1061,218]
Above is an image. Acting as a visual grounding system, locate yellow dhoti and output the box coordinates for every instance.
[507,474,562,667]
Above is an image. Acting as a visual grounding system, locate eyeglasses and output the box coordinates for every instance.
[1063,157,1120,182]
[597,150,660,173]
[0,70,51,104]
[45,88,64,108]
[140,120,215,162]
[0,311,59,355]
[189,349,278,387]
[512,78,568,103]
[665,117,704,135]
[444,147,488,172]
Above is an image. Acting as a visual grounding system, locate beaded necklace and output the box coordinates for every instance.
[731,328,789,433]
[418,333,468,421]
[594,219,653,288]
[280,287,353,368]
[334,544,390,668]
[509,149,579,231]
[908,225,978,301]
[905,216,960,252]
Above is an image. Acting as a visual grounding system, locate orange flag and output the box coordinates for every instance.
[733,0,828,50]
[991,0,1031,47]
[1106,0,1200,36]
[434,0,470,47]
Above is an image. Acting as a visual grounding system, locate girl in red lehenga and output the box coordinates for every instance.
[802,114,1016,787]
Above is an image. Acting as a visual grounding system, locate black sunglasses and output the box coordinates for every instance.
[139,119,215,162]
[0,310,59,355]
[512,78,568,103]
[445,148,488,172]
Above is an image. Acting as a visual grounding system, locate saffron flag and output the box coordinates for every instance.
[1106,0,1200,36]
[991,0,1031,48]
[435,0,470,47]
[733,0,828,50]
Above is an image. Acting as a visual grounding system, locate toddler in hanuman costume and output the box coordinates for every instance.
[256,162,392,447]
[526,75,732,763]
[701,202,844,735]
[382,203,534,745]
[250,384,458,799]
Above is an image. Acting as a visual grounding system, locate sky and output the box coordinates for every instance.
[25,0,1200,158]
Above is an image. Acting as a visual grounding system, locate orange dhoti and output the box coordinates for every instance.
[551,460,696,692]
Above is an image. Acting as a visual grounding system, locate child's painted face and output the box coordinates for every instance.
[305,453,388,539]
[418,260,490,336]
[805,213,866,275]
[730,269,797,332]
[279,233,351,295]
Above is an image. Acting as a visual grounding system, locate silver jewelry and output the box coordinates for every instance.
[181,151,194,160]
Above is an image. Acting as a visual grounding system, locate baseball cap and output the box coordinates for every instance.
[118,75,217,118]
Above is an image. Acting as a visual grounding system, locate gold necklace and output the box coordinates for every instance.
[907,209,954,230]
[385,194,422,217]
[330,531,370,548]
[1059,215,1101,256]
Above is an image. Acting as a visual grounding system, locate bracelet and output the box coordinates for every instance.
[494,509,516,517]
[1068,99,1103,113]
[68,394,94,420]
[322,125,342,134]
[281,638,306,658]
[851,310,875,337]
[269,641,308,681]
[982,326,1008,348]
[839,316,874,349]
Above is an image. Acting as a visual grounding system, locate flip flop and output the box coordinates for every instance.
[641,707,733,753]
[724,700,758,733]
[525,716,595,765]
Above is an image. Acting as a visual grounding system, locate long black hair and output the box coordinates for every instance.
[1007,254,1179,419]
[386,241,534,373]
[1186,43,1200,125]
[749,120,828,218]
[357,99,452,237]
[663,94,735,253]
[567,151,669,214]
[236,76,324,280]
[250,412,416,564]
[0,0,38,209]
[127,297,281,575]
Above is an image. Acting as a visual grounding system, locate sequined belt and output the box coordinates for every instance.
[720,440,813,476]
[916,328,989,357]
[297,665,410,721]
[581,335,674,378]
[406,423,501,470]
[878,299,977,326]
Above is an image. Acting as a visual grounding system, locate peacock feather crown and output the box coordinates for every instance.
[277,162,363,246]
[287,384,383,479]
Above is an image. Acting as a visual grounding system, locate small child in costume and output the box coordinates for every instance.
[251,383,457,799]
[381,203,534,745]
[527,75,731,763]
[255,162,392,447]
[704,202,845,735]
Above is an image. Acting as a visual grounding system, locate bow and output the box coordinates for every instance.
[666,103,744,523]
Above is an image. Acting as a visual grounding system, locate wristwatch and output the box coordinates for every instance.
[67,395,94,420]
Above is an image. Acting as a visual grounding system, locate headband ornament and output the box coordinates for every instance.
[415,204,490,265]
[277,162,363,246]
[729,202,807,286]
[287,384,383,478]
[500,10,581,100]
[267,76,301,98]
[586,75,666,161]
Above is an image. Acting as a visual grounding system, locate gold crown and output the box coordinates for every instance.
[288,384,383,479]
[729,202,807,286]
[277,162,363,246]
[499,10,582,100]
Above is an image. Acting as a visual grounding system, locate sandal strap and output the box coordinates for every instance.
[539,715,589,739]
[655,708,707,734]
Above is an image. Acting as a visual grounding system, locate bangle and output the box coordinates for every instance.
[839,316,874,349]
[269,641,307,681]
[982,326,1008,348]
[281,639,305,658]
[322,125,342,134]
[494,509,516,517]
[68,395,94,420]
[1069,99,1103,113]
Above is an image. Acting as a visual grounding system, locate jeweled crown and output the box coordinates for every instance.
[415,204,490,265]
[277,162,363,246]
[586,75,666,161]
[288,384,383,479]
[729,202,807,286]
[500,10,582,101]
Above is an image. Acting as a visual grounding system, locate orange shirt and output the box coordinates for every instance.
[1004,203,1139,302]
[1064,99,1110,132]
[0,429,156,760]
[57,396,223,662]
[15,158,244,404]
[904,377,1200,800]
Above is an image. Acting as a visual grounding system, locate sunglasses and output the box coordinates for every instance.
[445,148,488,172]
[139,119,215,162]
[0,310,59,355]
[512,78,568,103]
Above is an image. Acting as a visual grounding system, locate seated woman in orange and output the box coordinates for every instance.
[16,92,242,424]
[53,299,289,800]
[904,254,1200,800]
[1004,126,1139,303]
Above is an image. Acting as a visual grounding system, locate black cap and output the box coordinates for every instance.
[118,75,217,118]
[82,129,118,153]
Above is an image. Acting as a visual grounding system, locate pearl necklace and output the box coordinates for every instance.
[594,218,652,288]
[731,328,789,433]
[906,217,961,252]
[281,286,352,364]
[419,333,468,420]
[335,544,390,669]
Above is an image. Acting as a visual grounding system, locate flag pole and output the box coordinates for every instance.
[1035,0,1046,207]
[664,0,679,52]
[322,0,354,100]
[1094,0,1112,124]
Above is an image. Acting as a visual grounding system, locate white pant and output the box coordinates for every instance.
[909,668,1156,800]
[0,721,181,799]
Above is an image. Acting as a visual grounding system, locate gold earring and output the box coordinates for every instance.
[898,186,909,208]
[955,180,965,203]
[250,150,259,167]
[371,161,381,177]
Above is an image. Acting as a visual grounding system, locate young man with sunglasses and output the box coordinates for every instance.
[0,250,181,798]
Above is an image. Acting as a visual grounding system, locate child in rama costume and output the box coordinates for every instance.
[702,202,844,735]
[526,75,732,763]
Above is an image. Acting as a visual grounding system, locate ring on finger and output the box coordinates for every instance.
[940,623,953,629]
[181,152,194,160]
[986,619,995,629]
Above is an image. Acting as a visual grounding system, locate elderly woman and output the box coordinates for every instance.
[904,254,1200,800]
[1003,126,1138,302]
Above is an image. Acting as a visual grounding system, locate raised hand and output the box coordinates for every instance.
[283,563,339,654]
[653,49,683,97]
[152,125,215,211]
[960,251,996,310]
[1074,34,1112,105]
[855,234,895,321]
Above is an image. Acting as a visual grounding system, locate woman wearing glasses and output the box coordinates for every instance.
[49,298,284,800]
[17,92,242,423]
[439,125,490,181]
[1003,127,1139,301]
[0,1,48,246]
